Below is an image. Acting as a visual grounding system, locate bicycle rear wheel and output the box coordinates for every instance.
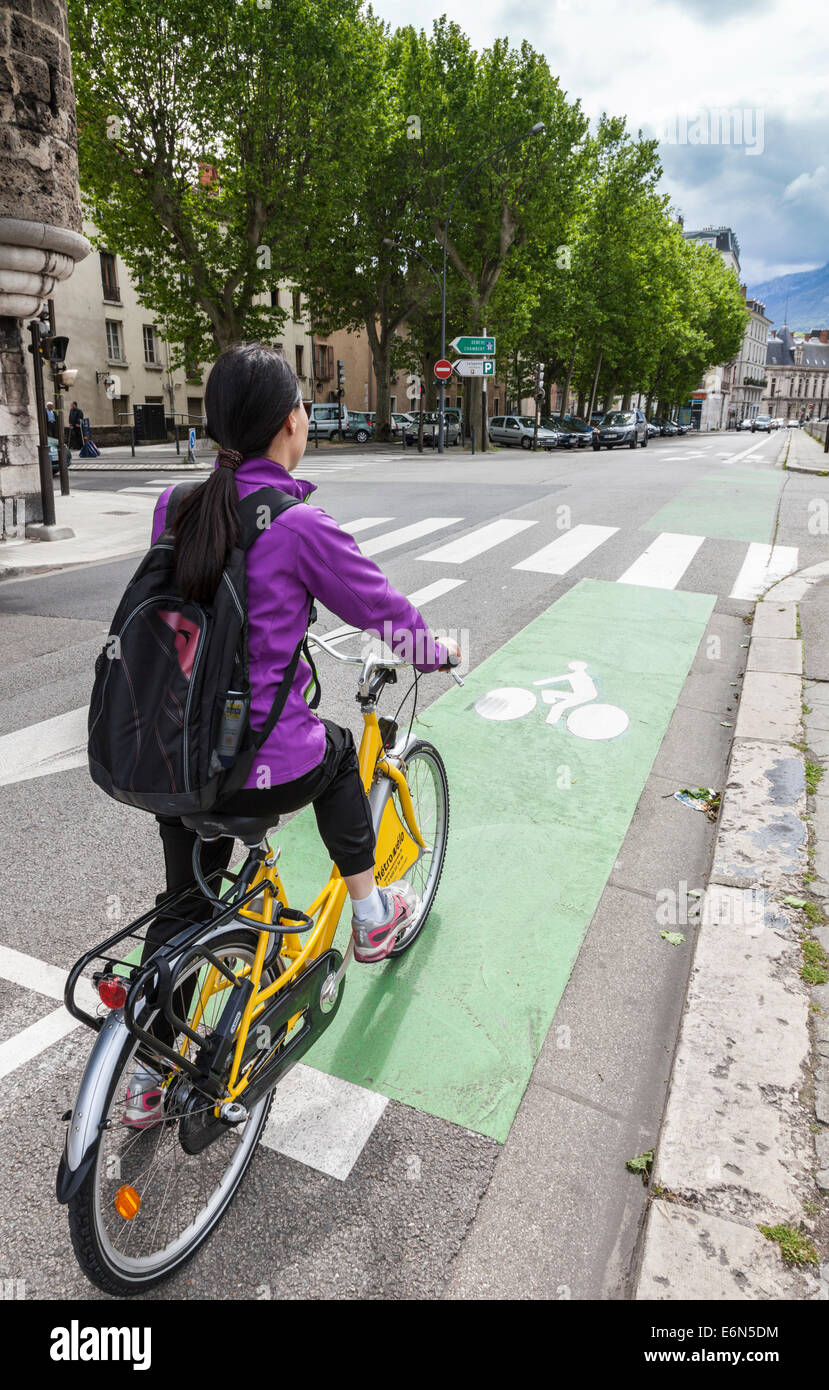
[67,931,279,1295]
[387,740,449,956]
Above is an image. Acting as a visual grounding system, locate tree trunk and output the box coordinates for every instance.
[559,336,578,417]
[586,347,604,421]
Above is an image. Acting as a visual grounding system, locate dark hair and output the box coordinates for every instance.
[172,343,303,601]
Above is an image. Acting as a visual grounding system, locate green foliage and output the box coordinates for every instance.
[757,1224,819,1267]
[68,2,754,424]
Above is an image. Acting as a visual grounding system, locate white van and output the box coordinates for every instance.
[305,402,349,439]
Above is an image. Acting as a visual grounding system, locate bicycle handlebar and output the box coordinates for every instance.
[306,629,464,686]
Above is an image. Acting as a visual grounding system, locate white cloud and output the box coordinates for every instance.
[783,167,829,205]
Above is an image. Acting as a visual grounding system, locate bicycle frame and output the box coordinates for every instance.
[177,697,429,1104]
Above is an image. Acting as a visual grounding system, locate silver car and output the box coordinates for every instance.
[488,415,559,450]
[306,403,349,439]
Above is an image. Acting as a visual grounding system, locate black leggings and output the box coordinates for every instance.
[141,719,376,1045]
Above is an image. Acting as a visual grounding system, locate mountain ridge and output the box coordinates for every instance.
[749,262,829,331]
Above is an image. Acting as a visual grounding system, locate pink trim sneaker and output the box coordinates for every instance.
[351,880,421,963]
[121,1068,165,1129]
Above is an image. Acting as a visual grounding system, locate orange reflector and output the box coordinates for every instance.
[114,1184,140,1220]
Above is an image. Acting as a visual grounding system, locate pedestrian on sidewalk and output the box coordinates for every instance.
[45,401,58,439]
[68,401,84,450]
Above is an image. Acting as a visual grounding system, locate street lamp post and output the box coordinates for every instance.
[437,121,545,454]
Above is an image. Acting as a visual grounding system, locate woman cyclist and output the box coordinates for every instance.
[124,343,459,1127]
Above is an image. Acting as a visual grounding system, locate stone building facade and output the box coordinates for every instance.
[764,327,829,422]
[0,0,90,527]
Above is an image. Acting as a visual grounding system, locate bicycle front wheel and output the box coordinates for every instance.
[387,740,449,956]
[67,931,278,1295]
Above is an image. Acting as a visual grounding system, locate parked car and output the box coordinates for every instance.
[738,418,754,431]
[49,441,71,474]
[488,415,559,450]
[751,414,772,432]
[406,412,461,447]
[342,410,373,444]
[543,414,593,447]
[305,402,349,439]
[592,409,649,450]
[668,419,689,434]
[646,420,661,438]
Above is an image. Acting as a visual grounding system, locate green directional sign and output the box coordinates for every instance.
[450,335,496,356]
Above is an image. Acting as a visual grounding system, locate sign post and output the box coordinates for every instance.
[187,426,196,463]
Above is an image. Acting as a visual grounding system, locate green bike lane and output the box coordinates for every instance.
[274,578,715,1142]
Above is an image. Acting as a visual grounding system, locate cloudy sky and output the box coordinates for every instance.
[372,0,828,288]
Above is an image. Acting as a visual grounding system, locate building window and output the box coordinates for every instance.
[292,290,301,320]
[105,320,124,361]
[100,251,120,302]
[143,324,158,365]
[295,344,304,378]
[270,289,280,308]
[314,343,333,380]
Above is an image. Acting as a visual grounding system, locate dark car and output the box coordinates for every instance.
[751,414,772,433]
[543,414,593,447]
[655,418,678,436]
[592,409,649,451]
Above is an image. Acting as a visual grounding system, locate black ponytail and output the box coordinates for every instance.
[172,342,303,601]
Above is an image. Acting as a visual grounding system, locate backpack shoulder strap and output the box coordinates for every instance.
[236,487,302,551]
[158,480,202,536]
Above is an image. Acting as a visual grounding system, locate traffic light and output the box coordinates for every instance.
[337,359,345,398]
[535,362,545,404]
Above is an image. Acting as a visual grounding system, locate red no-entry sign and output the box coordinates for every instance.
[434,359,453,380]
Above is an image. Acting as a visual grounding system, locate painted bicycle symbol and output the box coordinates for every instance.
[474,661,630,741]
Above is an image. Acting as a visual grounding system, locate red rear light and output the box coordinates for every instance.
[98,975,128,1009]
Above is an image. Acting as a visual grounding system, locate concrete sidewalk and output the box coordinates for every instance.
[782,423,829,474]
[0,488,158,579]
[635,567,829,1300]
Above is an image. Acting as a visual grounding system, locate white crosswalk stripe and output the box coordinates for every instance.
[360,517,463,557]
[513,524,619,575]
[729,542,800,600]
[339,517,394,534]
[420,519,537,563]
[617,532,705,590]
[313,577,466,648]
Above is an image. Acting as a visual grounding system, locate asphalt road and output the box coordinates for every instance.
[0,426,821,1300]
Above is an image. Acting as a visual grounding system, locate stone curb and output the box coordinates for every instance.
[634,580,826,1300]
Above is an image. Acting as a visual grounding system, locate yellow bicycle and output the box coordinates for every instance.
[59,638,461,1294]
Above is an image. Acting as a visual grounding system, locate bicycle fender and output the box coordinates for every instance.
[367,729,424,833]
[56,1009,134,1204]
[58,917,260,1204]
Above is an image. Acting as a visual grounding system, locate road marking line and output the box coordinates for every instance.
[730,543,800,600]
[0,706,88,787]
[420,519,537,563]
[513,523,618,575]
[617,532,705,590]
[313,577,466,647]
[0,945,99,1080]
[260,1062,388,1179]
[360,517,463,557]
[0,1008,83,1081]
[339,517,394,534]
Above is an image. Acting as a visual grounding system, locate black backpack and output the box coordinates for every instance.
[87,482,320,816]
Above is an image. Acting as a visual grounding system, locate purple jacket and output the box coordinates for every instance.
[151,456,449,786]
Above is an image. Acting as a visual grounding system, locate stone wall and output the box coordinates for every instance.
[0,0,89,530]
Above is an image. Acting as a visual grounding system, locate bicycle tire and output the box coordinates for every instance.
[387,740,450,956]
[67,928,278,1296]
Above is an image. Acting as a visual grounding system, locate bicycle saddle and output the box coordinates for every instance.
[180,812,279,846]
